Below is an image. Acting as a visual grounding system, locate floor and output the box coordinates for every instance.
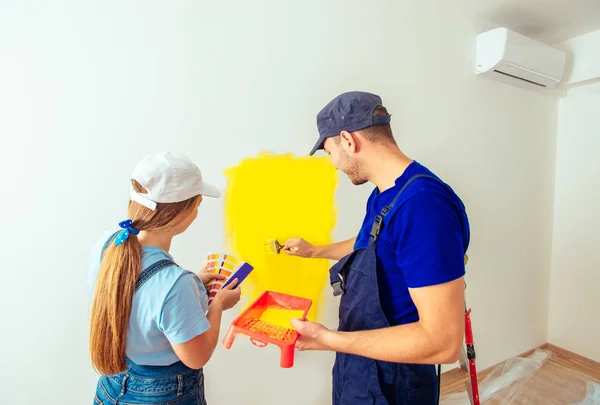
[440,343,600,404]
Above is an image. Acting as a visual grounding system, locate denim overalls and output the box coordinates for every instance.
[94,236,207,405]
[329,174,442,405]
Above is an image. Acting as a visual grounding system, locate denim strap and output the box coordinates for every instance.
[134,259,176,293]
[369,174,438,244]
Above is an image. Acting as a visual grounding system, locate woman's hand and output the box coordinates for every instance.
[197,265,226,285]
[213,279,241,310]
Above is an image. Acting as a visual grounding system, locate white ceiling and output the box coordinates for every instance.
[472,0,600,44]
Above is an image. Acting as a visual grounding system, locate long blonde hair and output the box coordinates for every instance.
[89,180,202,375]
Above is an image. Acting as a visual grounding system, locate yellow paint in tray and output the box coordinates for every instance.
[258,308,306,329]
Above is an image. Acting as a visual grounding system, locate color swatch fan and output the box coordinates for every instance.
[205,253,253,304]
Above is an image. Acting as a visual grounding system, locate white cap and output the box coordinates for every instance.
[130,152,221,211]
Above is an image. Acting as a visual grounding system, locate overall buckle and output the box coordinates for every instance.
[331,281,344,296]
[370,214,383,241]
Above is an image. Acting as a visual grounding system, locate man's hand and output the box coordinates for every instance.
[291,319,332,351]
[197,265,226,285]
[283,238,317,258]
[294,277,465,365]
[283,237,356,261]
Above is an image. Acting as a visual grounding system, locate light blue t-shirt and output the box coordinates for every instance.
[87,230,211,366]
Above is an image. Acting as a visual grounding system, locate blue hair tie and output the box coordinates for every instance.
[115,219,140,246]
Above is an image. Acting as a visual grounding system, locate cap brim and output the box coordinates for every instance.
[200,181,221,198]
[309,137,325,156]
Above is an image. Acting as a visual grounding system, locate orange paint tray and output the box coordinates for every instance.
[222,291,312,368]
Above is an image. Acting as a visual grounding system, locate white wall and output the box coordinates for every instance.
[548,82,600,362]
[555,29,600,86]
[0,1,558,404]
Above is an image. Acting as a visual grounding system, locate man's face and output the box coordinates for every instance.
[323,136,368,185]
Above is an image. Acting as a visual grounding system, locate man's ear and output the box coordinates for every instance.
[340,131,358,153]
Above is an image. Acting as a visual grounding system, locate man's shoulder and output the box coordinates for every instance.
[400,163,461,205]
[389,167,465,226]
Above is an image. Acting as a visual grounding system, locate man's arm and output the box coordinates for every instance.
[283,237,356,261]
[291,276,465,364]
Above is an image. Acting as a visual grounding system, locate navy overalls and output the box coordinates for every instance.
[329,174,441,405]
[94,234,207,405]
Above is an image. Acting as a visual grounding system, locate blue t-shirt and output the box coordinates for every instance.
[87,230,211,366]
[354,161,470,326]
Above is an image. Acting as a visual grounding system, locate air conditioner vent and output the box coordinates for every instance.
[493,70,547,88]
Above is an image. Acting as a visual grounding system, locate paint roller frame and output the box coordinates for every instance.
[222,290,312,368]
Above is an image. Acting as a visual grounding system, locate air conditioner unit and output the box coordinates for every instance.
[476,27,566,90]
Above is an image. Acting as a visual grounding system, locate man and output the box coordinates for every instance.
[283,91,470,405]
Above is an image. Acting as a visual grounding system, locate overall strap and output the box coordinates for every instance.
[369,174,437,243]
[329,250,359,297]
[134,259,177,293]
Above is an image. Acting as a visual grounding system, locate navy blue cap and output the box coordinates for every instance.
[310,91,391,155]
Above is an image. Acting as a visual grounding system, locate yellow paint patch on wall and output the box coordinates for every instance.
[224,152,338,321]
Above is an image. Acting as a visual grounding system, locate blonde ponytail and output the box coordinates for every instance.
[89,180,202,375]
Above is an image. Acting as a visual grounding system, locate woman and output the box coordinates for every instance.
[88,152,240,405]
